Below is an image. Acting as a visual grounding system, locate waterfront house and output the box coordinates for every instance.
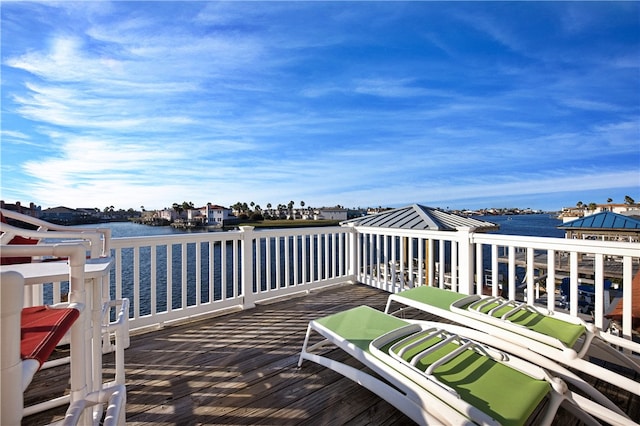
[560,202,640,223]
[40,206,92,225]
[317,206,348,221]
[158,207,181,222]
[177,203,234,228]
[0,200,41,218]
[200,203,233,226]
[592,203,640,216]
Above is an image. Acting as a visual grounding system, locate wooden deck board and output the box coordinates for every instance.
[22,283,639,425]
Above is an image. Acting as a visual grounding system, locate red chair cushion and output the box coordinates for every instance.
[21,306,80,367]
[1,211,40,265]
[1,235,39,265]
[606,271,640,333]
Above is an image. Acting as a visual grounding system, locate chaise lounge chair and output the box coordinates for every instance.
[384,285,640,396]
[298,305,635,425]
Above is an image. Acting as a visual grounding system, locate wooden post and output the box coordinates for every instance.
[403,237,408,268]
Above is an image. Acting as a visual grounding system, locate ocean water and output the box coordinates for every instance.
[482,214,564,238]
[75,221,204,238]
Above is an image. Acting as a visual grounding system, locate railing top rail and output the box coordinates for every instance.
[109,230,243,248]
[250,226,346,238]
[108,226,351,249]
[347,224,638,256]
[472,233,640,255]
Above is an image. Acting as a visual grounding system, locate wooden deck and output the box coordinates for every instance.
[23,283,640,425]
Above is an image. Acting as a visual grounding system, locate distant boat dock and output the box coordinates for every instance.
[497,249,638,282]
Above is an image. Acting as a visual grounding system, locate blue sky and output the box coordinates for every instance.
[2,1,639,212]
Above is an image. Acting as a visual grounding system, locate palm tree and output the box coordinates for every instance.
[576,201,583,209]
[232,202,244,214]
[172,203,183,215]
[607,198,613,203]
[288,201,295,219]
[624,195,635,205]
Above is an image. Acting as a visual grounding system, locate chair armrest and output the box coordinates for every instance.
[1,220,109,258]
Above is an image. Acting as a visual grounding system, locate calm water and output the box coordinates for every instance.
[75,221,207,237]
[80,214,564,238]
[482,214,564,238]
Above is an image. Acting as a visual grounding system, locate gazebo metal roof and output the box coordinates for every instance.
[340,204,499,232]
[558,211,640,231]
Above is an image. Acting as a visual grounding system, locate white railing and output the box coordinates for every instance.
[352,225,640,342]
[34,224,638,343]
[106,226,352,331]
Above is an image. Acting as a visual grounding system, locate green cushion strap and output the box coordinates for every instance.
[315,305,550,426]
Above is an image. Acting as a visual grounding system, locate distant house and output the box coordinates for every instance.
[590,203,640,217]
[560,203,639,223]
[204,204,232,225]
[318,207,348,221]
[40,206,90,224]
[559,207,585,222]
[182,203,233,226]
[0,200,41,218]
[77,208,100,216]
[159,208,181,222]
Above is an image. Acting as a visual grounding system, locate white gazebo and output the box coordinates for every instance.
[340,204,499,232]
[341,204,499,290]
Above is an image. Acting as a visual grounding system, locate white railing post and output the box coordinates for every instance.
[427,238,434,287]
[508,246,516,299]
[347,224,358,282]
[546,249,556,312]
[475,242,483,295]
[622,256,633,340]
[456,227,474,295]
[526,248,535,303]
[239,226,256,309]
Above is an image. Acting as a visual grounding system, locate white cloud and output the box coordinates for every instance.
[2,2,638,212]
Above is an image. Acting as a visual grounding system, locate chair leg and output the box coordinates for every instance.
[61,384,126,426]
[102,298,130,386]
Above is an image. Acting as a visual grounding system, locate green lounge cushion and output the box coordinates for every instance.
[397,286,585,348]
[469,300,585,347]
[315,306,550,426]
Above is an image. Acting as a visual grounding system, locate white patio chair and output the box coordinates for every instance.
[0,244,126,425]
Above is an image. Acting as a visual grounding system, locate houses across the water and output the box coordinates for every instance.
[0,200,361,227]
[559,202,640,223]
